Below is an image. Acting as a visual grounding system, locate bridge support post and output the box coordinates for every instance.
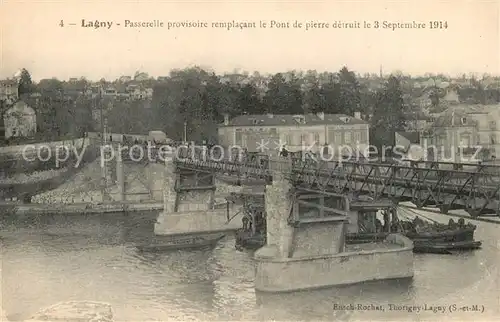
[116,153,125,202]
[263,171,294,258]
[163,158,177,213]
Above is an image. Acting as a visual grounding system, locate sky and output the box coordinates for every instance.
[1,0,499,81]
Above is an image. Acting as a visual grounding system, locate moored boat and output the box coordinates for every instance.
[345,204,482,253]
[232,191,482,254]
[135,233,225,252]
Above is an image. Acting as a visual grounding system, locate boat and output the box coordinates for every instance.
[135,233,226,252]
[232,192,481,254]
[226,190,266,251]
[344,204,482,254]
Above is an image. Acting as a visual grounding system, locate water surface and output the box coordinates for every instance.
[1,210,499,321]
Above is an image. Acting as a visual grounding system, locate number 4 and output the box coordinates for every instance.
[59,20,64,27]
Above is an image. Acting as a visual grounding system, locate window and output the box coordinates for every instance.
[235,129,242,145]
[353,131,361,143]
[314,133,320,144]
[460,134,471,147]
[293,115,305,124]
[490,134,496,145]
[284,134,291,145]
[360,130,367,143]
[461,117,467,125]
[344,132,352,144]
[270,128,277,134]
[293,133,301,145]
[334,132,342,144]
[490,121,497,130]
[300,134,306,144]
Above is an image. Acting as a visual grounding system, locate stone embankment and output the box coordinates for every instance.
[0,169,68,185]
[28,166,257,205]
[31,160,104,204]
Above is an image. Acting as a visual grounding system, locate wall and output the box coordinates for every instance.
[86,131,149,143]
[254,234,414,292]
[0,137,87,155]
[429,126,477,161]
[291,222,345,257]
[154,208,243,236]
[177,190,214,212]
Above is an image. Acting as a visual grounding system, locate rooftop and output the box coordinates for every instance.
[220,113,367,127]
[430,109,476,128]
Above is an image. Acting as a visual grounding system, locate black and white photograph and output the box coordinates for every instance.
[1,1,499,321]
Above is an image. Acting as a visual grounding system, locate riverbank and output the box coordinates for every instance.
[0,201,163,216]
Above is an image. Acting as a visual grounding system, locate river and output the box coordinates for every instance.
[1,209,499,321]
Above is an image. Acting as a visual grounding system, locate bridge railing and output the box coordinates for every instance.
[289,157,500,188]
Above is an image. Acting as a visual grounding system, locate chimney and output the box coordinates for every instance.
[316,112,325,120]
[223,114,229,126]
[354,111,361,119]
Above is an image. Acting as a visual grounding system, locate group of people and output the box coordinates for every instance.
[241,210,266,235]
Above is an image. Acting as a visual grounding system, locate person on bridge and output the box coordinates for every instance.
[280,145,289,158]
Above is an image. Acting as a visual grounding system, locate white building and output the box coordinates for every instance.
[4,100,37,139]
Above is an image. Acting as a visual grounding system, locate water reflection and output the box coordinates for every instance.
[1,210,500,321]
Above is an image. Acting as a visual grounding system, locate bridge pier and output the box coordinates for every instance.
[254,166,414,292]
[154,158,243,237]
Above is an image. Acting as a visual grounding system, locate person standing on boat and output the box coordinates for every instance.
[242,216,249,231]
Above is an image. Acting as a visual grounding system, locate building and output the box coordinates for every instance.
[394,132,422,160]
[134,72,149,82]
[103,86,117,98]
[87,84,103,98]
[218,112,369,157]
[0,79,19,103]
[421,109,478,161]
[460,104,500,158]
[3,100,36,139]
[118,76,132,83]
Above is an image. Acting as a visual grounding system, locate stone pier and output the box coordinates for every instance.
[254,162,414,292]
[109,147,164,202]
[154,158,243,237]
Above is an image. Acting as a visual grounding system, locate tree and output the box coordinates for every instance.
[429,86,440,106]
[18,68,34,96]
[337,66,362,115]
[237,83,265,115]
[263,73,303,114]
[370,75,408,153]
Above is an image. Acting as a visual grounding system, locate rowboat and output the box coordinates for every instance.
[136,233,225,252]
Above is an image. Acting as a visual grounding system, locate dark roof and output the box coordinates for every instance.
[221,114,367,127]
[397,131,420,144]
[431,109,476,128]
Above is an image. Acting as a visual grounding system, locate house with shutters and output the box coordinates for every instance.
[218,112,369,157]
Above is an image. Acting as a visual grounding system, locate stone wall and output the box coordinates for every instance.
[155,208,243,236]
[254,234,414,292]
[291,222,345,257]
[177,190,214,212]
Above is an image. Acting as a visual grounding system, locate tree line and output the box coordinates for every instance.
[9,67,425,149]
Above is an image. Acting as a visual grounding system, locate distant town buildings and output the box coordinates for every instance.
[414,104,500,161]
[0,79,19,104]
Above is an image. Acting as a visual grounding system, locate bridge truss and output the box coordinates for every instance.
[173,154,500,218]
